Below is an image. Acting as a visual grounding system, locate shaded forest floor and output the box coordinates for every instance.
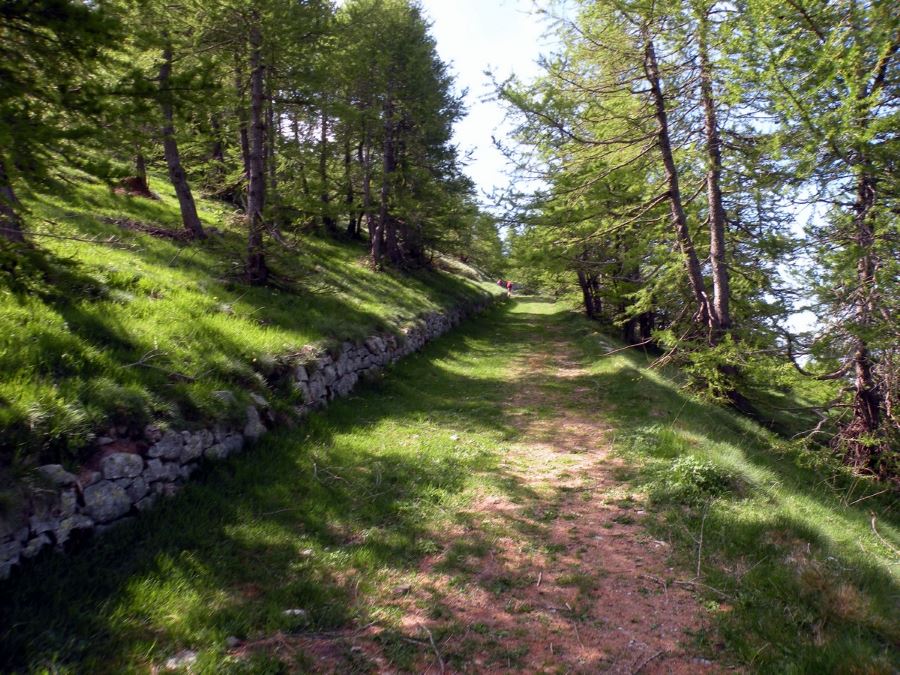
[1,299,897,673]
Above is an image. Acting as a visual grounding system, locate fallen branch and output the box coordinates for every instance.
[632,649,664,674]
[870,514,900,557]
[420,623,445,675]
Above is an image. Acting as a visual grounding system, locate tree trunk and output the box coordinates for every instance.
[358,130,376,247]
[698,10,731,336]
[159,41,205,239]
[245,19,268,285]
[643,34,711,330]
[210,114,225,163]
[851,172,882,441]
[576,270,596,318]
[344,136,356,238]
[134,152,150,193]
[235,59,251,181]
[375,96,396,265]
[0,157,24,243]
[319,110,337,233]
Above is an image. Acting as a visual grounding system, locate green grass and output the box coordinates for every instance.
[0,299,896,673]
[563,313,900,672]
[0,174,496,468]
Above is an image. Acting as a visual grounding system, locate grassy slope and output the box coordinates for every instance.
[0,175,495,468]
[0,300,896,673]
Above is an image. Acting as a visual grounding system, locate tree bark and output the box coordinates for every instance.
[344,136,357,237]
[319,109,337,233]
[134,151,150,193]
[245,19,268,284]
[159,41,205,239]
[235,59,251,181]
[0,157,24,243]
[643,34,711,330]
[358,128,376,247]
[576,269,596,319]
[698,9,731,336]
[375,96,396,265]
[851,171,881,438]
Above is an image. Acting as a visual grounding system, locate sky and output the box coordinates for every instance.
[416,0,555,202]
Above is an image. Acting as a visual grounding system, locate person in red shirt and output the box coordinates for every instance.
[506,280,512,297]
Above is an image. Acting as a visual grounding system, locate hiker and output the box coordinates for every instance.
[506,280,513,297]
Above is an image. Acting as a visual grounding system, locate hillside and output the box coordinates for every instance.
[0,175,497,472]
[1,299,896,672]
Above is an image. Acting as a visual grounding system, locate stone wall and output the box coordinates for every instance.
[0,296,496,580]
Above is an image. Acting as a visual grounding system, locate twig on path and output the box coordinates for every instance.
[639,573,669,603]
[536,570,543,587]
[632,650,664,674]
[672,579,731,598]
[870,513,900,557]
[420,623,445,674]
[573,622,585,649]
[600,339,654,357]
[696,501,710,579]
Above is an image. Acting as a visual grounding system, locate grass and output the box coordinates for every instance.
[0,173,496,468]
[564,314,900,672]
[0,299,896,673]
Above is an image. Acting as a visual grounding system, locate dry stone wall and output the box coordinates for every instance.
[0,296,495,580]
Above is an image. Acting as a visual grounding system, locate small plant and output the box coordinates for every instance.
[664,455,735,503]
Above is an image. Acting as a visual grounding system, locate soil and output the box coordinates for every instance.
[241,323,720,673]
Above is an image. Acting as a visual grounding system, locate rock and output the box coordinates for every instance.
[152,482,178,498]
[144,424,164,443]
[249,393,269,409]
[180,430,212,464]
[135,494,158,512]
[21,534,50,559]
[59,489,78,518]
[212,390,238,406]
[144,459,178,483]
[101,452,144,480]
[80,470,102,488]
[55,514,93,547]
[97,436,116,446]
[164,649,198,671]
[225,636,241,649]
[0,539,22,565]
[83,481,132,523]
[178,463,198,481]
[126,477,150,502]
[147,430,184,460]
[35,464,77,487]
[294,380,311,403]
[283,609,308,619]
[28,515,57,536]
[0,559,16,580]
[244,406,266,440]
[294,364,309,382]
[206,434,243,460]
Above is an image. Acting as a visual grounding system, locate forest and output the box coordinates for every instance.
[0,0,898,672]
[498,0,899,478]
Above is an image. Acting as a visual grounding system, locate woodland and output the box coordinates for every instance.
[0,0,898,672]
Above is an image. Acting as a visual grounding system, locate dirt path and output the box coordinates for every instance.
[292,308,716,673]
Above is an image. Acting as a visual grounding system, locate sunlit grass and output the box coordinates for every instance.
[0,174,495,467]
[0,299,895,672]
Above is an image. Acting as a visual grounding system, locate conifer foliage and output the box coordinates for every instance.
[0,0,502,276]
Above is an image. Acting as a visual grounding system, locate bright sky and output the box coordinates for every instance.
[417,0,554,202]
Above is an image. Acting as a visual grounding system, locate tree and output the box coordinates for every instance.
[0,0,117,241]
[742,0,900,472]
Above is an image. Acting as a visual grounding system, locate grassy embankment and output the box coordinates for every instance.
[0,299,896,672]
[0,174,495,472]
